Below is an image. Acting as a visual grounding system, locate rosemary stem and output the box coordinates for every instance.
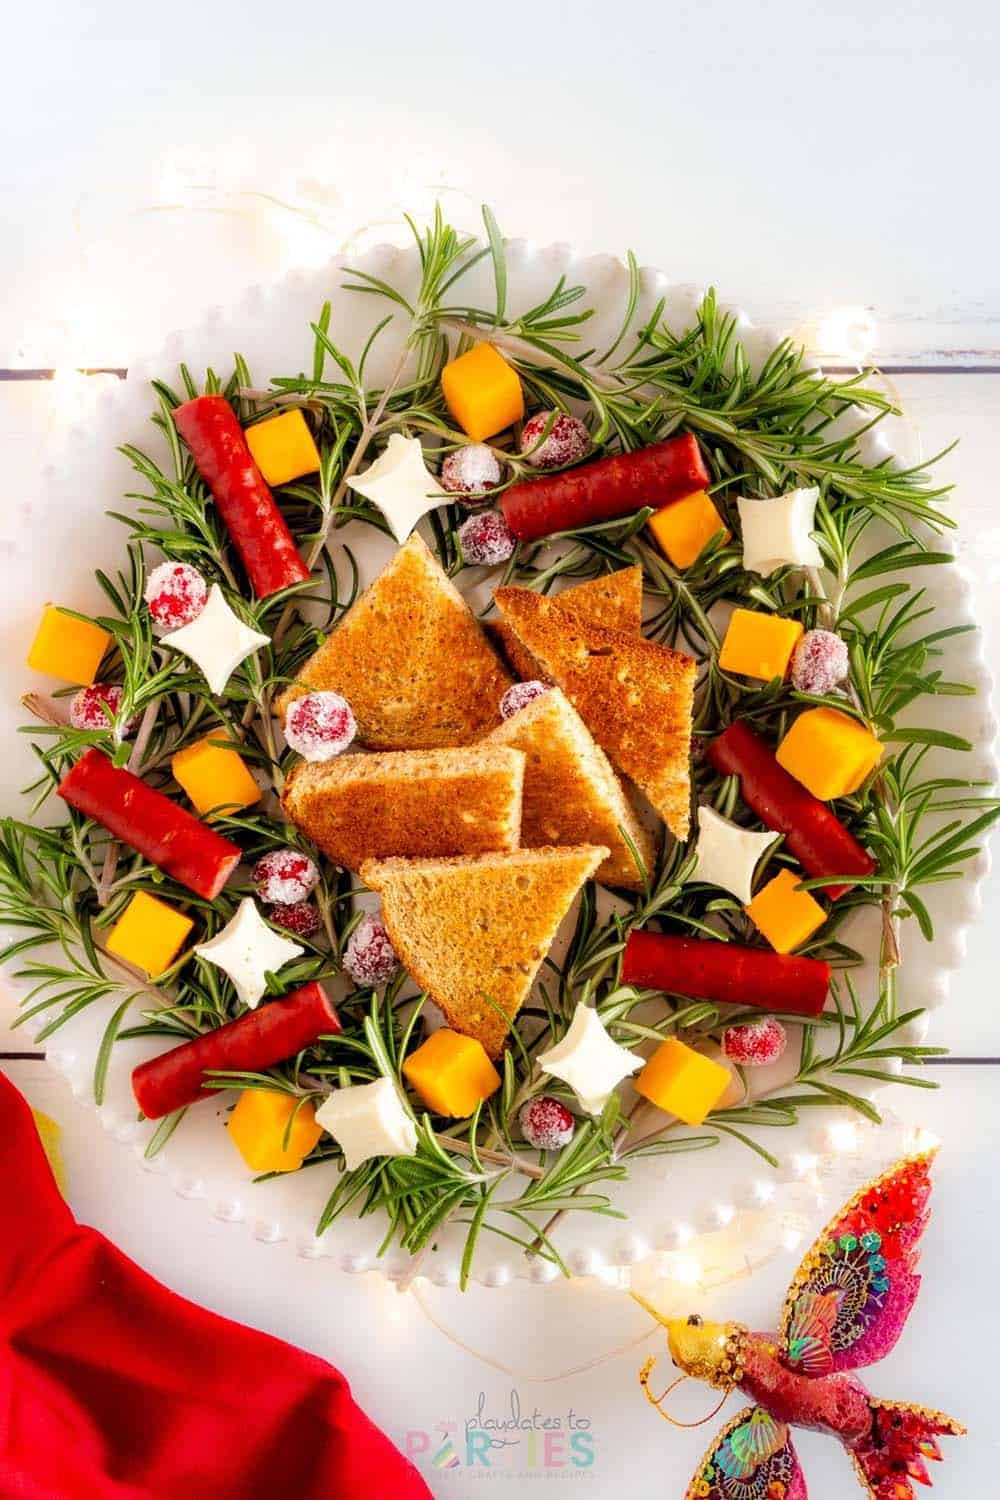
[438,1133,544,1179]
[21,693,67,728]
[528,1108,641,1255]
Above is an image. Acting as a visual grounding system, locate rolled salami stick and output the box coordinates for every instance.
[500,433,710,542]
[131,980,341,1119]
[58,748,240,901]
[173,395,311,600]
[706,720,875,901]
[622,929,831,1018]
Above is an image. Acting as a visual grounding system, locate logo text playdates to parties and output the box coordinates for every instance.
[405,1389,596,1476]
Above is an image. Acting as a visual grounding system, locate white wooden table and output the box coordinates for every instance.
[4,3,999,1494]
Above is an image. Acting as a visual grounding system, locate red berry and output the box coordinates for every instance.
[344,914,398,987]
[790,629,849,695]
[500,680,550,719]
[144,561,209,630]
[253,848,320,905]
[520,411,590,469]
[269,901,320,938]
[284,691,356,762]
[721,1016,787,1067]
[69,683,136,734]
[458,510,516,566]
[440,444,502,500]
[519,1095,575,1151]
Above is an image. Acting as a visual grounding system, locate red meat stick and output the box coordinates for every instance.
[706,720,875,901]
[58,748,240,901]
[500,433,710,542]
[623,930,830,1018]
[173,395,311,599]
[132,981,341,1119]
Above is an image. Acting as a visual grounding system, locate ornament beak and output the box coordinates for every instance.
[630,1291,672,1328]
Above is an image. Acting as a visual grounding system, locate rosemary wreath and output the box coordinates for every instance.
[1,206,994,1285]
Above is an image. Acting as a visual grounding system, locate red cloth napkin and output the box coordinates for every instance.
[0,1070,431,1499]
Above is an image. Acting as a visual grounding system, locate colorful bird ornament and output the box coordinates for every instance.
[633,1152,964,1499]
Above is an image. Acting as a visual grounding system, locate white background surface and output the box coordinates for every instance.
[3,3,999,1496]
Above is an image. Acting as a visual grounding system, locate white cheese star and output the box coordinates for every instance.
[161,584,270,695]
[537,1003,641,1116]
[194,898,303,1009]
[690,805,779,905]
[315,1076,418,1170]
[346,434,448,542]
[737,487,824,575]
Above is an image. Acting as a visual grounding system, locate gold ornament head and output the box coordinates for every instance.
[664,1313,747,1390]
[631,1295,747,1393]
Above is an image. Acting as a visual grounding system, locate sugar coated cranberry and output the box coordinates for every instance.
[519,1095,575,1151]
[722,1016,787,1067]
[69,683,136,734]
[458,510,516,566]
[253,848,320,906]
[284,691,356,762]
[790,629,849,695]
[269,901,320,938]
[343,913,398,988]
[500,680,550,719]
[520,411,590,469]
[144,561,209,630]
[440,444,502,500]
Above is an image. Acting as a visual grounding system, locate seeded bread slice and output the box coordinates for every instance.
[276,533,511,748]
[281,745,526,870]
[361,844,607,1057]
[493,586,695,840]
[491,564,643,679]
[482,688,653,890]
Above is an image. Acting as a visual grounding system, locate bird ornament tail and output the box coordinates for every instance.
[849,1400,965,1498]
[633,1152,965,1499]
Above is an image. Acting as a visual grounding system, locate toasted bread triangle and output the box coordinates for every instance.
[493,587,695,839]
[483,688,654,890]
[361,845,607,1057]
[560,565,643,634]
[276,534,511,748]
[281,745,526,870]
[491,565,643,679]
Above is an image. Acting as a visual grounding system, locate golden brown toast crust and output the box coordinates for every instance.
[361,844,607,1057]
[488,565,643,680]
[281,746,526,870]
[276,534,511,747]
[493,587,695,840]
[483,689,654,889]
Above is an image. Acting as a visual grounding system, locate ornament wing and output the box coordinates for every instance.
[686,1407,807,1499]
[780,1152,934,1374]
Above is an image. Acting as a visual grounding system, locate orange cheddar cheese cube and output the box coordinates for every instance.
[402,1028,501,1117]
[776,706,883,800]
[27,606,111,685]
[441,342,524,442]
[227,1090,322,1173]
[245,409,321,488]
[171,734,261,818]
[648,490,729,569]
[106,891,194,976]
[746,867,825,954]
[719,608,804,682]
[635,1037,731,1125]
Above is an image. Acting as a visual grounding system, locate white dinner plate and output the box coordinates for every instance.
[2,239,995,1286]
